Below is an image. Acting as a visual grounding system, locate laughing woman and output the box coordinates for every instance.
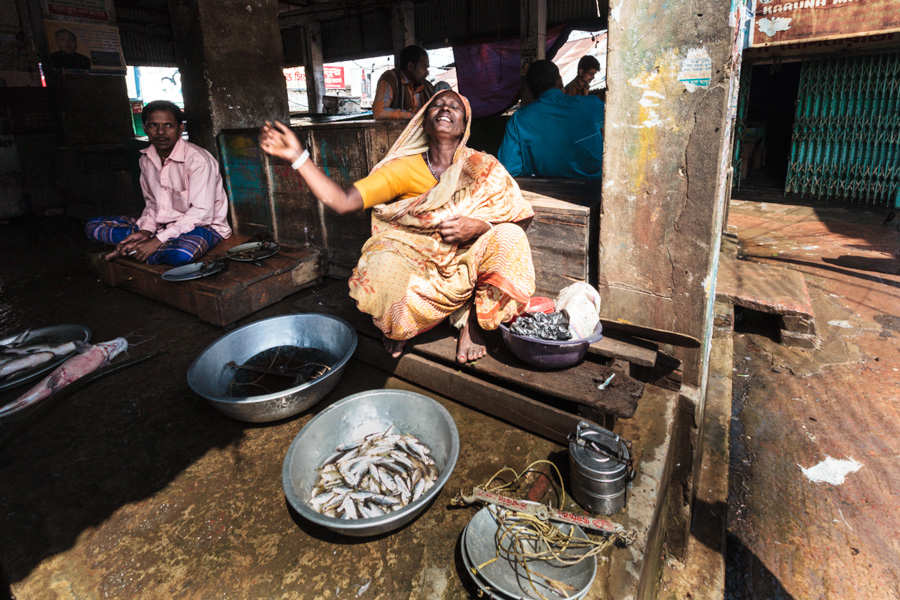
[259,90,535,363]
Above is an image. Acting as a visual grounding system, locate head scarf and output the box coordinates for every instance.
[370,90,532,229]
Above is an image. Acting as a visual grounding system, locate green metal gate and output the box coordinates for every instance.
[786,52,900,209]
[731,63,753,190]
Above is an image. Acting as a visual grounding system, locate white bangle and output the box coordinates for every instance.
[291,149,310,170]
[484,220,493,230]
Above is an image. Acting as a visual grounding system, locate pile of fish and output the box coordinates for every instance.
[309,425,439,520]
[0,331,89,381]
[510,312,573,341]
[0,338,129,419]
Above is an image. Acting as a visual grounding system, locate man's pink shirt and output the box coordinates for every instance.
[136,137,232,243]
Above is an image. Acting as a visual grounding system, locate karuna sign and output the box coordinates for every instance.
[283,66,345,90]
[751,0,900,46]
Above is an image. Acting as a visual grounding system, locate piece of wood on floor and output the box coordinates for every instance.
[290,280,645,421]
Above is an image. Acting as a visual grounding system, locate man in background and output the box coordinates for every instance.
[498,60,604,180]
[85,101,232,266]
[49,29,92,70]
[372,45,434,120]
[565,55,600,97]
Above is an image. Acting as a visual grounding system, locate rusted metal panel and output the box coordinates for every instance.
[218,131,273,238]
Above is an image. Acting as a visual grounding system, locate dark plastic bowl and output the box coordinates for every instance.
[499,321,603,370]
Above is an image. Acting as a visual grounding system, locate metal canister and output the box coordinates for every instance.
[568,421,634,515]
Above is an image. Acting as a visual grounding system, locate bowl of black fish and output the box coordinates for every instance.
[187,314,357,422]
[282,389,459,537]
[500,312,603,370]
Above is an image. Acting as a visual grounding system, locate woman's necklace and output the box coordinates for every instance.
[425,150,439,181]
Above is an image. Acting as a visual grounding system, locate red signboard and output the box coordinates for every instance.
[283,66,345,89]
[751,0,900,46]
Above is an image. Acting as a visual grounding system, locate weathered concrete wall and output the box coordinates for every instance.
[600,0,738,385]
[169,0,289,154]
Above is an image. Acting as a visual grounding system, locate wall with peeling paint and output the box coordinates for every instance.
[169,0,290,154]
[600,0,738,386]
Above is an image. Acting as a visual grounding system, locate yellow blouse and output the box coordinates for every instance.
[353,154,437,209]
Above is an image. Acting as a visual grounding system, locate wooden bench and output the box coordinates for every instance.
[88,235,323,327]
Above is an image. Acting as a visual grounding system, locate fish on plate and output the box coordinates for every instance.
[0,338,128,419]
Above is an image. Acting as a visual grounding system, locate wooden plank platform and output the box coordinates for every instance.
[88,236,324,327]
[290,280,644,424]
[517,178,602,298]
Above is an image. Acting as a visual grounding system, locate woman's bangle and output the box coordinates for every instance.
[291,149,310,170]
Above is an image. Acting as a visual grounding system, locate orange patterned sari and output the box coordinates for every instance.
[348,91,536,341]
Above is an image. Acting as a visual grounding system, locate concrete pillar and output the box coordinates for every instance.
[600,0,739,388]
[303,20,325,114]
[391,1,415,55]
[519,0,547,104]
[168,0,289,153]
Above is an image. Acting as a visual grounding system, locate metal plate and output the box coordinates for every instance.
[461,521,518,600]
[161,260,227,282]
[464,506,596,600]
[226,241,279,262]
[0,325,91,393]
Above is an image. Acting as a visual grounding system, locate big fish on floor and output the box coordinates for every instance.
[0,352,56,379]
[0,338,129,419]
[1,340,89,357]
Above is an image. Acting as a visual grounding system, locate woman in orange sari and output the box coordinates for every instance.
[260,90,535,363]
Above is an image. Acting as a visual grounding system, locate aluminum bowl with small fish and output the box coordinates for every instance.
[283,389,459,537]
[187,314,356,423]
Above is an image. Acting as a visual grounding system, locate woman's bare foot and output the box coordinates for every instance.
[383,336,406,358]
[457,310,487,363]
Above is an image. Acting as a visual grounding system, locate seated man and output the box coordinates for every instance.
[564,55,601,96]
[498,60,604,180]
[372,45,434,120]
[86,100,232,266]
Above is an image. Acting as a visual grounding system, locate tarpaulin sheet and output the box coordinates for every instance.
[453,26,565,118]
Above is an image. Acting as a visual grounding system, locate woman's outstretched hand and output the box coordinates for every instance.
[438,215,491,244]
[260,120,303,163]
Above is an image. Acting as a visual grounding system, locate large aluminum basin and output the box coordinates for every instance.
[187,314,357,423]
[282,389,460,537]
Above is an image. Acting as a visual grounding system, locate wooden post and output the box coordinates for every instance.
[519,0,547,104]
[304,20,325,114]
[391,0,415,55]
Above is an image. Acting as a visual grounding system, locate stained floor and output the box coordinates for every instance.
[724,197,900,599]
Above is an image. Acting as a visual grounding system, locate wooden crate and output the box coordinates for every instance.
[87,236,323,327]
[516,178,602,298]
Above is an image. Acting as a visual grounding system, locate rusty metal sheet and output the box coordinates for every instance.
[751,0,900,47]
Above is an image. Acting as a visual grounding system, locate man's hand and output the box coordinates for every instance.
[438,216,490,245]
[118,230,153,251]
[260,120,305,164]
[128,236,163,262]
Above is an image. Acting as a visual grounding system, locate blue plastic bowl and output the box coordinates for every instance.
[499,321,603,370]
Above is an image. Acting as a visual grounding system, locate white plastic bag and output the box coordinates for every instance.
[555,282,602,340]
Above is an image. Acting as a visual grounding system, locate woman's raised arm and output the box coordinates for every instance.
[259,120,364,214]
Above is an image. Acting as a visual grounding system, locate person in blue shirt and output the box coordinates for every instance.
[498,59,604,180]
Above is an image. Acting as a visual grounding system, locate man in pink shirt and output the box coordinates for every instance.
[85,100,232,266]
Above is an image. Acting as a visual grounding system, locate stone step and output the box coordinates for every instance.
[715,257,818,348]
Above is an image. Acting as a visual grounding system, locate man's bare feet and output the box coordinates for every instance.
[457,310,487,363]
[383,336,406,358]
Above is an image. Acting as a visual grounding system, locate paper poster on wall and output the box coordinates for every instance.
[44,19,125,74]
[751,0,900,46]
[43,0,109,22]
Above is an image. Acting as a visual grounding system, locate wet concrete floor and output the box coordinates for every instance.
[724,197,900,599]
[0,216,666,599]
